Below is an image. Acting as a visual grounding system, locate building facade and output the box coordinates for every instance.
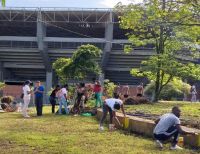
[0,7,158,92]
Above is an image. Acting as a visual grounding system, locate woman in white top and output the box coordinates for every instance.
[22,80,32,118]
[56,84,69,115]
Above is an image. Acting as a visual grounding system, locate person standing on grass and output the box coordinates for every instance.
[115,82,121,95]
[190,84,197,102]
[34,81,44,116]
[154,106,197,150]
[122,83,130,99]
[49,85,60,114]
[56,84,69,115]
[99,93,126,131]
[93,81,102,108]
[22,80,32,118]
[73,83,86,114]
[136,82,144,97]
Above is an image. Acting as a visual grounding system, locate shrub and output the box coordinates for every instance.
[1,96,14,104]
[103,79,116,98]
[0,82,4,89]
[144,79,190,101]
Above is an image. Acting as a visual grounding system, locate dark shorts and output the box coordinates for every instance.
[137,94,142,97]
[124,94,129,98]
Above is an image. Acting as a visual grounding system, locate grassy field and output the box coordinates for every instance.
[0,106,199,154]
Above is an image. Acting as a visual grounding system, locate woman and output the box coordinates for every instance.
[49,85,60,113]
[74,83,85,114]
[56,84,69,115]
[22,80,32,118]
[93,81,102,108]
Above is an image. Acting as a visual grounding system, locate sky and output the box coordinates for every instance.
[5,0,143,8]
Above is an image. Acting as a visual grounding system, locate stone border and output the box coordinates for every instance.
[96,109,200,148]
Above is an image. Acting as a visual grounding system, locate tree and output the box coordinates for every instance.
[1,0,6,7]
[53,44,102,82]
[0,82,4,89]
[52,58,71,83]
[116,0,200,102]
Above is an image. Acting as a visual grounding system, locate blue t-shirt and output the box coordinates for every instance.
[34,86,44,98]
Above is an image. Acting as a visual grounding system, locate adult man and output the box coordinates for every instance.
[34,81,44,116]
[99,93,126,131]
[136,82,144,97]
[154,106,197,150]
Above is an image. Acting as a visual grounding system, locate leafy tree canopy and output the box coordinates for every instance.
[116,0,200,101]
[53,44,102,82]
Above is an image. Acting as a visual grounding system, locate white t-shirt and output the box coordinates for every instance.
[57,88,67,99]
[154,113,181,135]
[105,98,123,111]
[23,85,31,99]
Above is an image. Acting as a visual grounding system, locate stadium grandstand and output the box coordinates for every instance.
[0,7,198,94]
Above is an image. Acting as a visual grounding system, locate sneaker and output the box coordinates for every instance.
[24,115,30,118]
[156,140,163,149]
[99,126,104,131]
[170,145,183,150]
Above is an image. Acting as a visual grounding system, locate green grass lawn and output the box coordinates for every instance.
[0,106,199,154]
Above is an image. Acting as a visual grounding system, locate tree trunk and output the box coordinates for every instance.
[153,69,161,102]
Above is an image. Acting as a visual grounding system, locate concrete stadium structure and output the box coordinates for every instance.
[0,7,197,92]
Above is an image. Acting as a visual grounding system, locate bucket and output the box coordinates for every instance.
[124,117,129,129]
[178,137,184,147]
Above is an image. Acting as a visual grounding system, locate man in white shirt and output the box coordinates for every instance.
[154,106,197,150]
[22,80,32,118]
[99,93,126,131]
[56,84,69,115]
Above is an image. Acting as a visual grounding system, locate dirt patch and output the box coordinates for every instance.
[127,111,200,129]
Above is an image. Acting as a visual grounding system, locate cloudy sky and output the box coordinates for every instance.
[5,0,143,8]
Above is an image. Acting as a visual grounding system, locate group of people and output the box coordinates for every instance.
[22,80,44,118]
[115,82,144,98]
[99,92,197,150]
[21,80,104,118]
[21,80,146,118]
[20,80,198,151]
[49,81,102,115]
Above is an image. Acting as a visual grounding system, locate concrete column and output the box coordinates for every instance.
[0,62,3,82]
[37,10,51,72]
[46,71,52,92]
[101,11,114,69]
[98,73,105,86]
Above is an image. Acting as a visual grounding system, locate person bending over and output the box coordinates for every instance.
[154,106,197,150]
[99,93,126,131]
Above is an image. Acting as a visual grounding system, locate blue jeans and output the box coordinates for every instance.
[58,97,69,114]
